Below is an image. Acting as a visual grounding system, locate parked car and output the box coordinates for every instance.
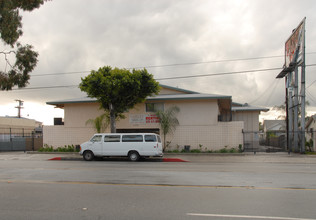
[79,133,163,161]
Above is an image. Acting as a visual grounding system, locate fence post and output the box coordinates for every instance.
[32,131,35,151]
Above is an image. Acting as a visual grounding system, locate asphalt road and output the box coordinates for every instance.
[1,152,316,220]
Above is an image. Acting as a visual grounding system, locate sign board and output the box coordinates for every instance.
[285,18,305,68]
[129,114,160,124]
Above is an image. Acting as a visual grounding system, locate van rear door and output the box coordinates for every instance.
[144,134,160,155]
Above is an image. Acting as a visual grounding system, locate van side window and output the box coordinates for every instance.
[145,135,156,142]
[90,135,102,142]
[122,135,143,142]
[104,135,120,142]
[157,135,161,143]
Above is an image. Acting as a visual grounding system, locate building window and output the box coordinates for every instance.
[146,103,164,112]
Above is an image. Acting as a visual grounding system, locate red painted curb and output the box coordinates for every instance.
[49,157,62,160]
[163,158,188,162]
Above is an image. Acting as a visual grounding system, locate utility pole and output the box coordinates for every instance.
[15,99,24,118]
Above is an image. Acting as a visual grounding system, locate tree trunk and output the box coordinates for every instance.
[109,103,116,133]
[163,132,166,152]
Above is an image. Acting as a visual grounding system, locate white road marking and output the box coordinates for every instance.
[186,213,316,220]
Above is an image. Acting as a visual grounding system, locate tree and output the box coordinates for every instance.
[155,106,180,151]
[85,114,109,133]
[0,0,48,90]
[85,112,125,133]
[79,66,160,133]
[272,104,286,120]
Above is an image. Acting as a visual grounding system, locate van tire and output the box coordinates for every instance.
[83,151,94,161]
[128,151,140,162]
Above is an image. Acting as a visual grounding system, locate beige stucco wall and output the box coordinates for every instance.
[44,99,242,149]
[232,111,259,132]
[167,122,244,151]
[64,103,103,128]
[232,111,260,149]
[44,121,244,150]
[43,126,94,147]
[60,99,219,130]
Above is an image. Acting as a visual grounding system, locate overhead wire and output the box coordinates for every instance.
[7,63,316,91]
[264,79,281,106]
[306,90,316,105]
[29,51,316,77]
[249,80,279,105]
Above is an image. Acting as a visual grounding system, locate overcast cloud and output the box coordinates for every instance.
[1,0,316,124]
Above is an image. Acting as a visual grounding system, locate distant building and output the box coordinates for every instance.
[0,116,42,135]
[263,120,286,134]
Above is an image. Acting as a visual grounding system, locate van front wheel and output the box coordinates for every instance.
[83,151,94,161]
[128,151,140,162]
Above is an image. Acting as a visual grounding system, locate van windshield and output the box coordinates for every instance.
[90,135,102,142]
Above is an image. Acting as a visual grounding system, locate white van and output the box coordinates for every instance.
[79,133,163,161]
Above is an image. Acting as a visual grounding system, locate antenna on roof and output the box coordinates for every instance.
[15,99,24,118]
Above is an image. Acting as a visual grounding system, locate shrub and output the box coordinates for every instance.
[190,149,201,153]
[38,144,79,152]
[219,148,228,153]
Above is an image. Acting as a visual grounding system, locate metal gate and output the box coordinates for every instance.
[243,131,287,153]
[0,127,43,151]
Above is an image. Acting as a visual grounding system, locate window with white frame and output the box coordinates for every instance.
[146,103,164,112]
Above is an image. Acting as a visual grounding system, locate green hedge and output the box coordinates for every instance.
[38,144,79,152]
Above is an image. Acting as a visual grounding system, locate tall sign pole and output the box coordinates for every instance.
[276,17,306,153]
[300,19,306,153]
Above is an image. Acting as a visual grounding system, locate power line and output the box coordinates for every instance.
[156,67,282,81]
[31,71,90,77]
[130,55,285,69]
[8,63,316,91]
[29,52,316,77]
[10,85,78,91]
[249,80,279,105]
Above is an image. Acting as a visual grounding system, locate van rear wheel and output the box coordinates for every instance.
[128,151,140,162]
[83,151,94,161]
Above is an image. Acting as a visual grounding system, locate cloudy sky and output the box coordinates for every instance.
[1,0,316,124]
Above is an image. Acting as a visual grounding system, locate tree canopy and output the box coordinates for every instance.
[0,0,48,90]
[79,66,160,133]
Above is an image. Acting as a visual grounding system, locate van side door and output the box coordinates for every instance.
[103,135,121,156]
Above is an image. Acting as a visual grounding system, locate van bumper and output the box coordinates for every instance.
[153,152,163,157]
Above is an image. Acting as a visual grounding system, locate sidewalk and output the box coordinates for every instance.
[1,151,316,163]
